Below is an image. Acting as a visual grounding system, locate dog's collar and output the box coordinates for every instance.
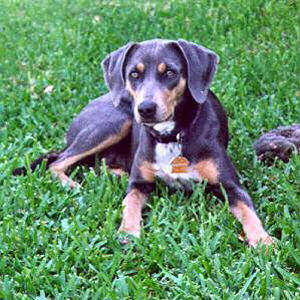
[145,105,201,144]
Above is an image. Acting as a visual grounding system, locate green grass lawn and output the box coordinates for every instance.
[0,0,299,298]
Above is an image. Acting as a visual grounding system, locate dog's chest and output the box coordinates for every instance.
[153,142,200,189]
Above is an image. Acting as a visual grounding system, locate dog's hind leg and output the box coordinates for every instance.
[49,96,132,188]
[49,121,131,188]
[50,122,132,187]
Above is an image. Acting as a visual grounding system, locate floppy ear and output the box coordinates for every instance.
[176,39,219,104]
[101,42,135,107]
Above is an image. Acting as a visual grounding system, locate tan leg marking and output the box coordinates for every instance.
[139,161,155,182]
[50,120,132,188]
[158,62,166,73]
[50,156,82,188]
[230,202,273,247]
[118,189,147,237]
[194,158,219,184]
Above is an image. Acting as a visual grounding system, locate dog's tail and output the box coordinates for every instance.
[12,151,60,176]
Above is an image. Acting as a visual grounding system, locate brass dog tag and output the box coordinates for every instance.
[171,156,190,173]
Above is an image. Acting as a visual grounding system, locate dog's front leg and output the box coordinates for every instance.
[119,188,148,237]
[118,146,156,238]
[217,153,273,247]
[198,151,273,248]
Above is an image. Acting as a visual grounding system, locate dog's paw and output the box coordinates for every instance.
[239,230,274,252]
[248,235,273,247]
[118,227,140,238]
[247,232,274,252]
[62,179,81,190]
[118,225,140,244]
[117,231,140,245]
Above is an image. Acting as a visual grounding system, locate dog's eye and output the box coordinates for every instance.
[166,70,176,78]
[130,71,139,79]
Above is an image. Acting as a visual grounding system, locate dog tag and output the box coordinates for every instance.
[171,156,190,173]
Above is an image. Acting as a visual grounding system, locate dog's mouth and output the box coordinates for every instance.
[142,114,174,128]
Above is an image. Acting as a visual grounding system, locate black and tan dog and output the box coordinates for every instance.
[14,39,273,247]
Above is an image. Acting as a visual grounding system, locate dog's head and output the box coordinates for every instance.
[102,39,219,125]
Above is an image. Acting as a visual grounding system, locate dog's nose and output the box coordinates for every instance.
[138,101,157,119]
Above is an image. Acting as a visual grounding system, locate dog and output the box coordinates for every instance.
[13,39,273,247]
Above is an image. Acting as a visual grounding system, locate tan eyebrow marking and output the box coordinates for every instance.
[158,62,166,73]
[136,63,145,72]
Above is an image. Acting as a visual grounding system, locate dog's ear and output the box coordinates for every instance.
[176,39,219,104]
[101,42,135,107]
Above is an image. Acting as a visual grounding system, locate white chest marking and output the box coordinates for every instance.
[153,142,200,188]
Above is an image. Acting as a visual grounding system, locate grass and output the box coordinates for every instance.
[0,0,299,298]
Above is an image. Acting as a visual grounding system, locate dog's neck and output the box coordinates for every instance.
[146,91,201,143]
[146,121,181,143]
